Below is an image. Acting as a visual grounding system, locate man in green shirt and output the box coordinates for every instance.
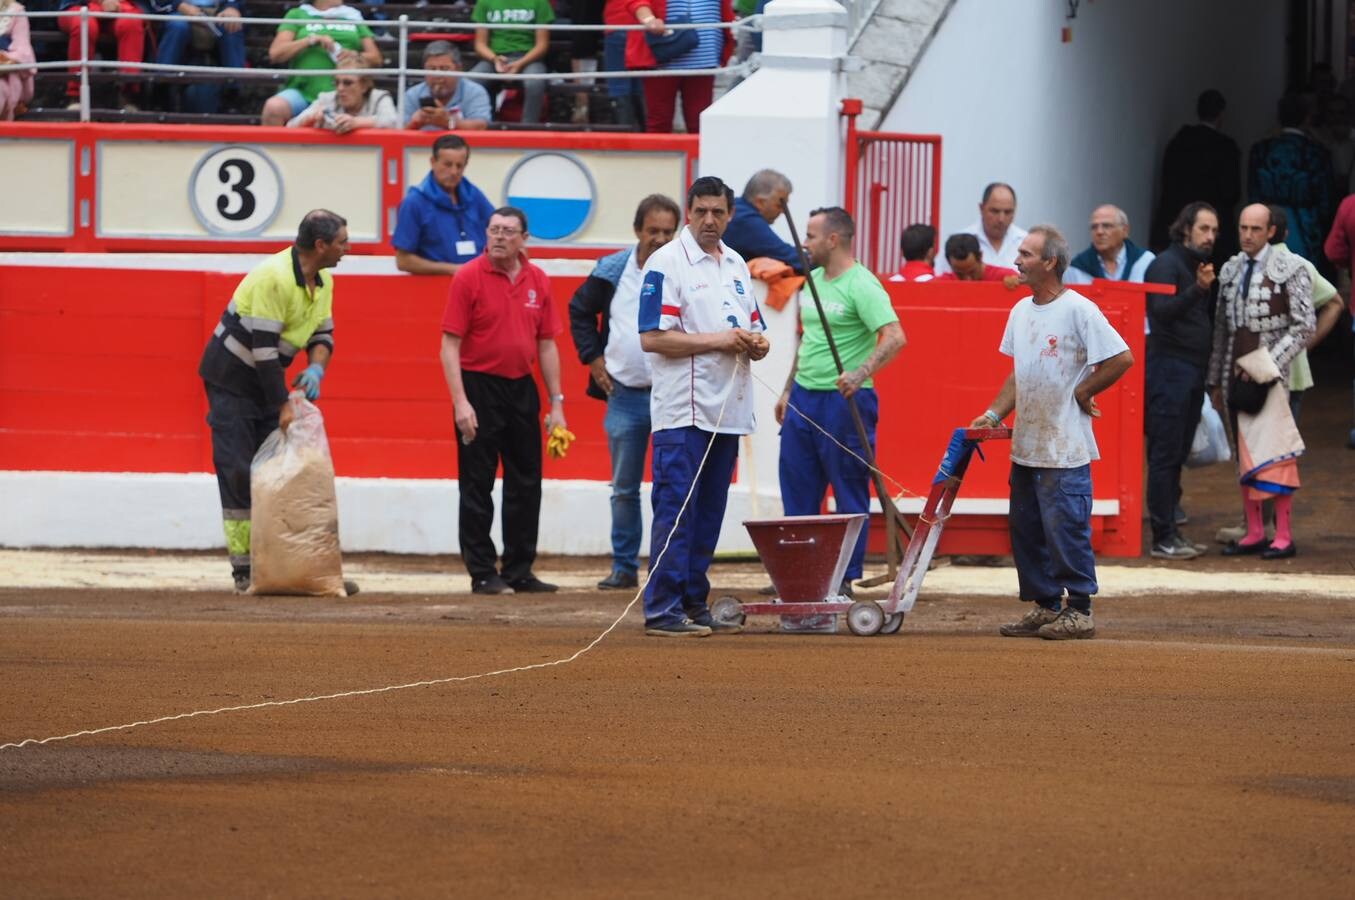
[260,1,381,126]
[775,206,906,592]
[469,0,553,124]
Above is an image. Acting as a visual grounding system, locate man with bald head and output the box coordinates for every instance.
[937,182,1027,274]
[1067,205,1155,285]
[1209,203,1315,560]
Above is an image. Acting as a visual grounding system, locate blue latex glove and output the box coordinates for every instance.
[292,363,325,401]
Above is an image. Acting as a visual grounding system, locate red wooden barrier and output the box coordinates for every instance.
[0,264,1149,556]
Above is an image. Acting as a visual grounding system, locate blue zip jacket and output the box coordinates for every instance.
[722,196,805,274]
[392,171,496,264]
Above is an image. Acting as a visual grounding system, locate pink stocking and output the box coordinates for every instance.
[1271,495,1293,550]
[1242,490,1265,544]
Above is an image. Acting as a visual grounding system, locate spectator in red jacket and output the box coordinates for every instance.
[624,0,733,133]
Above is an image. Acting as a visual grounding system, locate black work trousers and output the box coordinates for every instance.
[457,371,543,582]
[1145,352,1206,544]
[204,382,279,572]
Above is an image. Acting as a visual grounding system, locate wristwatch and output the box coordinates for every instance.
[981,409,1002,426]
[551,393,565,403]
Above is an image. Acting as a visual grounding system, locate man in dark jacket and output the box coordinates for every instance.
[567,194,680,589]
[723,169,804,274]
[1151,90,1241,262]
[1143,201,1219,560]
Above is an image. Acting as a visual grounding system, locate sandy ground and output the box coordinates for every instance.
[1,584,1353,899]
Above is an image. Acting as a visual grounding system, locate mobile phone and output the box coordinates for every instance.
[419,95,437,109]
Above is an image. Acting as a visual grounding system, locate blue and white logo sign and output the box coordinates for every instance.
[503,152,596,241]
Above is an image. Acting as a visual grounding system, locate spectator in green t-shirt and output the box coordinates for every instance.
[470,0,554,124]
[261,0,382,126]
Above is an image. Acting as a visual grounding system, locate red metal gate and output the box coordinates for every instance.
[842,99,942,276]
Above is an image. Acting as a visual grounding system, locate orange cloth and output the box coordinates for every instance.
[746,257,805,311]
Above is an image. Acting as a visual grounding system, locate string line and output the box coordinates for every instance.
[0,365,739,752]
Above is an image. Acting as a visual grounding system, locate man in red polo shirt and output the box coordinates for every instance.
[440,206,567,595]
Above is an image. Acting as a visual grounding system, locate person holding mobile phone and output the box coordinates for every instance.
[403,41,492,131]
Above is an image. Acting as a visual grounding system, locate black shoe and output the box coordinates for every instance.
[1222,539,1270,556]
[1174,505,1189,526]
[472,574,515,595]
[597,571,638,590]
[343,580,360,596]
[644,619,712,637]
[838,578,855,599]
[508,575,558,593]
[232,570,251,593]
[1260,542,1297,560]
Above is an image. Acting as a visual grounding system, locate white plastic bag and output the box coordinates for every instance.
[249,395,347,596]
[1186,397,1231,468]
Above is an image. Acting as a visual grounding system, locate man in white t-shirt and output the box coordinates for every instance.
[568,194,681,591]
[935,182,1028,275]
[968,225,1134,640]
[637,176,771,637]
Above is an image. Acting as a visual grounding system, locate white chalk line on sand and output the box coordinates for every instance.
[0,360,750,752]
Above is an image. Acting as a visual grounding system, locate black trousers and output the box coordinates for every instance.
[204,382,279,572]
[1145,352,1206,544]
[458,371,543,582]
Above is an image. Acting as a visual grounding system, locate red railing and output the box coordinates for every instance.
[842,99,941,276]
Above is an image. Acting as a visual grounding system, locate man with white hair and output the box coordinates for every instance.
[968,225,1134,640]
[723,168,805,274]
[1066,204,1155,285]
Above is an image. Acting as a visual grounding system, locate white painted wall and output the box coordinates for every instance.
[883,0,1288,249]
[701,0,849,501]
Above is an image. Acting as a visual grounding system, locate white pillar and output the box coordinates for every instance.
[700,0,849,519]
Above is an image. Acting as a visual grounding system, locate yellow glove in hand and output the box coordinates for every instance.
[546,424,576,460]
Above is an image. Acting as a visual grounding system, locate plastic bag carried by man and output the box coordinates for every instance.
[198,210,357,596]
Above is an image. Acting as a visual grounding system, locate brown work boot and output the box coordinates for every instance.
[998,605,1060,638]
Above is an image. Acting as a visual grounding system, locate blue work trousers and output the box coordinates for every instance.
[778,384,877,579]
[604,382,652,577]
[644,426,740,627]
[1008,463,1097,612]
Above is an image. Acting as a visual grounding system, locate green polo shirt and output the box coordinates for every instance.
[795,263,899,391]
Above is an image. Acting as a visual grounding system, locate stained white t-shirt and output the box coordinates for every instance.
[604,251,652,389]
[639,226,765,435]
[999,288,1129,468]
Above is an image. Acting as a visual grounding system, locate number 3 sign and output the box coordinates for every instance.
[189,145,284,236]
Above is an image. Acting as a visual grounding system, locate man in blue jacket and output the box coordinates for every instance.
[394,135,496,276]
[567,194,681,589]
[723,169,805,274]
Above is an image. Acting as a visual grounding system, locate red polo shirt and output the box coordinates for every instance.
[441,253,560,379]
[937,264,1017,282]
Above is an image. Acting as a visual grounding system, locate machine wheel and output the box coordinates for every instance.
[880,612,904,635]
[846,601,885,637]
[711,596,746,627]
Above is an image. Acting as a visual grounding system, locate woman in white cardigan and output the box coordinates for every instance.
[288,52,397,133]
